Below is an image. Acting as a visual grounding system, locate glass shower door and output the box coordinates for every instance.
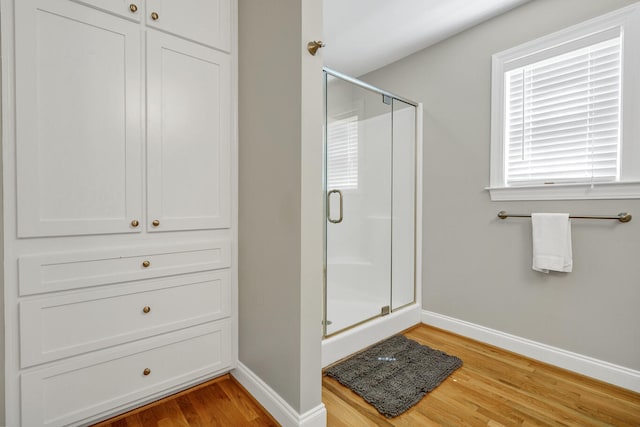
[391,99,416,310]
[324,73,392,335]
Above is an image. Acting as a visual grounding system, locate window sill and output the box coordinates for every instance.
[486,181,640,201]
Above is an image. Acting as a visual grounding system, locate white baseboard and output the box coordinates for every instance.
[232,362,327,427]
[421,310,640,393]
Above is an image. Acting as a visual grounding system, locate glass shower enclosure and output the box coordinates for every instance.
[323,69,417,337]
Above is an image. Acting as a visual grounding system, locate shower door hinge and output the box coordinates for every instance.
[382,94,392,105]
[381,305,390,316]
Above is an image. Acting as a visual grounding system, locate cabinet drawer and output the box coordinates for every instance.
[20,270,230,367]
[21,320,232,427]
[19,240,230,295]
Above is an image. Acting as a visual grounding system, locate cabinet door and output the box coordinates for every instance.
[70,0,142,21]
[15,0,143,237]
[147,30,231,232]
[145,0,231,52]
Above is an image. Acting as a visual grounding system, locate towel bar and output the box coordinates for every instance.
[497,211,632,223]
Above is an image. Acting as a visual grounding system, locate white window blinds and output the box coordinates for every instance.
[504,36,622,186]
[327,115,359,189]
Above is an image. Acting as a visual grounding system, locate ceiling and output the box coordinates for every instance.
[323,0,531,77]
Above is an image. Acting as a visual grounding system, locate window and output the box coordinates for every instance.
[489,4,640,200]
[327,114,359,190]
[505,37,620,186]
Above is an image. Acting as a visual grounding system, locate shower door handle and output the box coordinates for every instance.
[327,189,343,224]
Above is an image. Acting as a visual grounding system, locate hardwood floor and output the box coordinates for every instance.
[92,375,279,427]
[324,324,640,426]
[94,325,640,426]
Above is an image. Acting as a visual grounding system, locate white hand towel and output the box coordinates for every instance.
[531,213,572,273]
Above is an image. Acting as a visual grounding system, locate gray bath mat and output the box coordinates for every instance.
[325,334,462,418]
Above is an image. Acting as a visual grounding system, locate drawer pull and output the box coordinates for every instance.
[129,4,138,13]
[142,306,151,314]
[152,219,160,227]
[130,219,139,227]
[143,368,151,376]
[151,12,159,20]
[142,260,151,268]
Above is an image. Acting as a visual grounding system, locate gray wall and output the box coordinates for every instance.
[238,0,324,414]
[0,40,5,421]
[363,0,640,371]
[0,81,5,425]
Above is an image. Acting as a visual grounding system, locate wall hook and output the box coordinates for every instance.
[307,40,326,56]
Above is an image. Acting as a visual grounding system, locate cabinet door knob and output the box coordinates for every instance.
[129,4,138,13]
[152,219,160,227]
[131,219,139,227]
[151,12,159,20]
[142,306,151,314]
[143,368,151,376]
[142,260,151,268]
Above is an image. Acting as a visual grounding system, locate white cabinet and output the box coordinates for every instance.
[145,0,231,51]
[18,241,230,296]
[20,270,231,367]
[15,0,143,237]
[15,0,231,238]
[69,0,234,49]
[2,0,236,425]
[147,30,231,232]
[21,321,232,427]
[70,0,143,20]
